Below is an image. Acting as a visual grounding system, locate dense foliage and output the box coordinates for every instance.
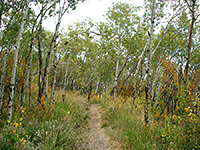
[0,0,200,149]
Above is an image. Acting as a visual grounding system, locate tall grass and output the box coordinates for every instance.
[100,99,154,150]
[0,91,89,150]
[100,97,200,150]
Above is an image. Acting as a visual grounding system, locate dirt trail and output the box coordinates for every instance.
[87,104,121,150]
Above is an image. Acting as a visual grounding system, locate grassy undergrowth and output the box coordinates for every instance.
[0,91,89,150]
[100,97,200,150]
[100,99,153,150]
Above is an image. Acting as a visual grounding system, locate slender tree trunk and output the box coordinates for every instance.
[154,80,162,112]
[8,0,30,121]
[50,36,60,104]
[50,57,59,105]
[197,85,200,115]
[104,81,108,98]
[42,2,68,102]
[114,49,120,99]
[20,39,34,116]
[0,48,8,112]
[95,79,100,96]
[144,0,156,125]
[63,53,71,92]
[119,64,137,94]
[133,42,148,106]
[38,26,43,103]
[20,65,29,116]
[28,46,33,109]
[184,0,196,84]
[73,78,76,93]
[42,16,61,102]
[88,81,93,101]
[151,63,161,108]
[138,63,144,98]
[14,50,24,96]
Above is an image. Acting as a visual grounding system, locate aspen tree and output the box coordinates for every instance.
[8,0,31,121]
[144,0,156,125]
[114,46,120,99]
[42,1,67,101]
[184,0,198,84]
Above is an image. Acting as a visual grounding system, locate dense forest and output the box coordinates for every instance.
[0,0,200,149]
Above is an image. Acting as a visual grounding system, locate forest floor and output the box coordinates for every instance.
[84,103,122,150]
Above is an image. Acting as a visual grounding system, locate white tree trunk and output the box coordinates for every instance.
[114,48,120,99]
[8,0,31,121]
[144,0,156,125]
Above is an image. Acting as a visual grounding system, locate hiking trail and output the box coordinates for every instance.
[86,104,121,150]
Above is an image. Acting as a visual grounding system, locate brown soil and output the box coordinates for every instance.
[87,104,122,150]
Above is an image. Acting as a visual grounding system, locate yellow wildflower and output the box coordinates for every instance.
[7,120,10,123]
[184,107,189,112]
[67,111,70,114]
[188,113,195,118]
[13,130,16,133]
[26,135,28,138]
[172,115,176,119]
[20,138,24,142]
[13,122,19,128]
[193,127,196,133]
[20,118,23,122]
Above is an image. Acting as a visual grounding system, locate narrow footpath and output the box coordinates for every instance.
[87,104,121,150]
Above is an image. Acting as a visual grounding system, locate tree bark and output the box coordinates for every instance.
[138,62,144,98]
[0,48,8,112]
[8,0,31,121]
[144,0,156,125]
[133,42,148,106]
[50,55,59,105]
[184,0,196,84]
[88,81,93,101]
[113,48,120,99]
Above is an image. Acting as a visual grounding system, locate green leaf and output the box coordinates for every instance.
[5,135,10,139]
[13,136,17,141]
